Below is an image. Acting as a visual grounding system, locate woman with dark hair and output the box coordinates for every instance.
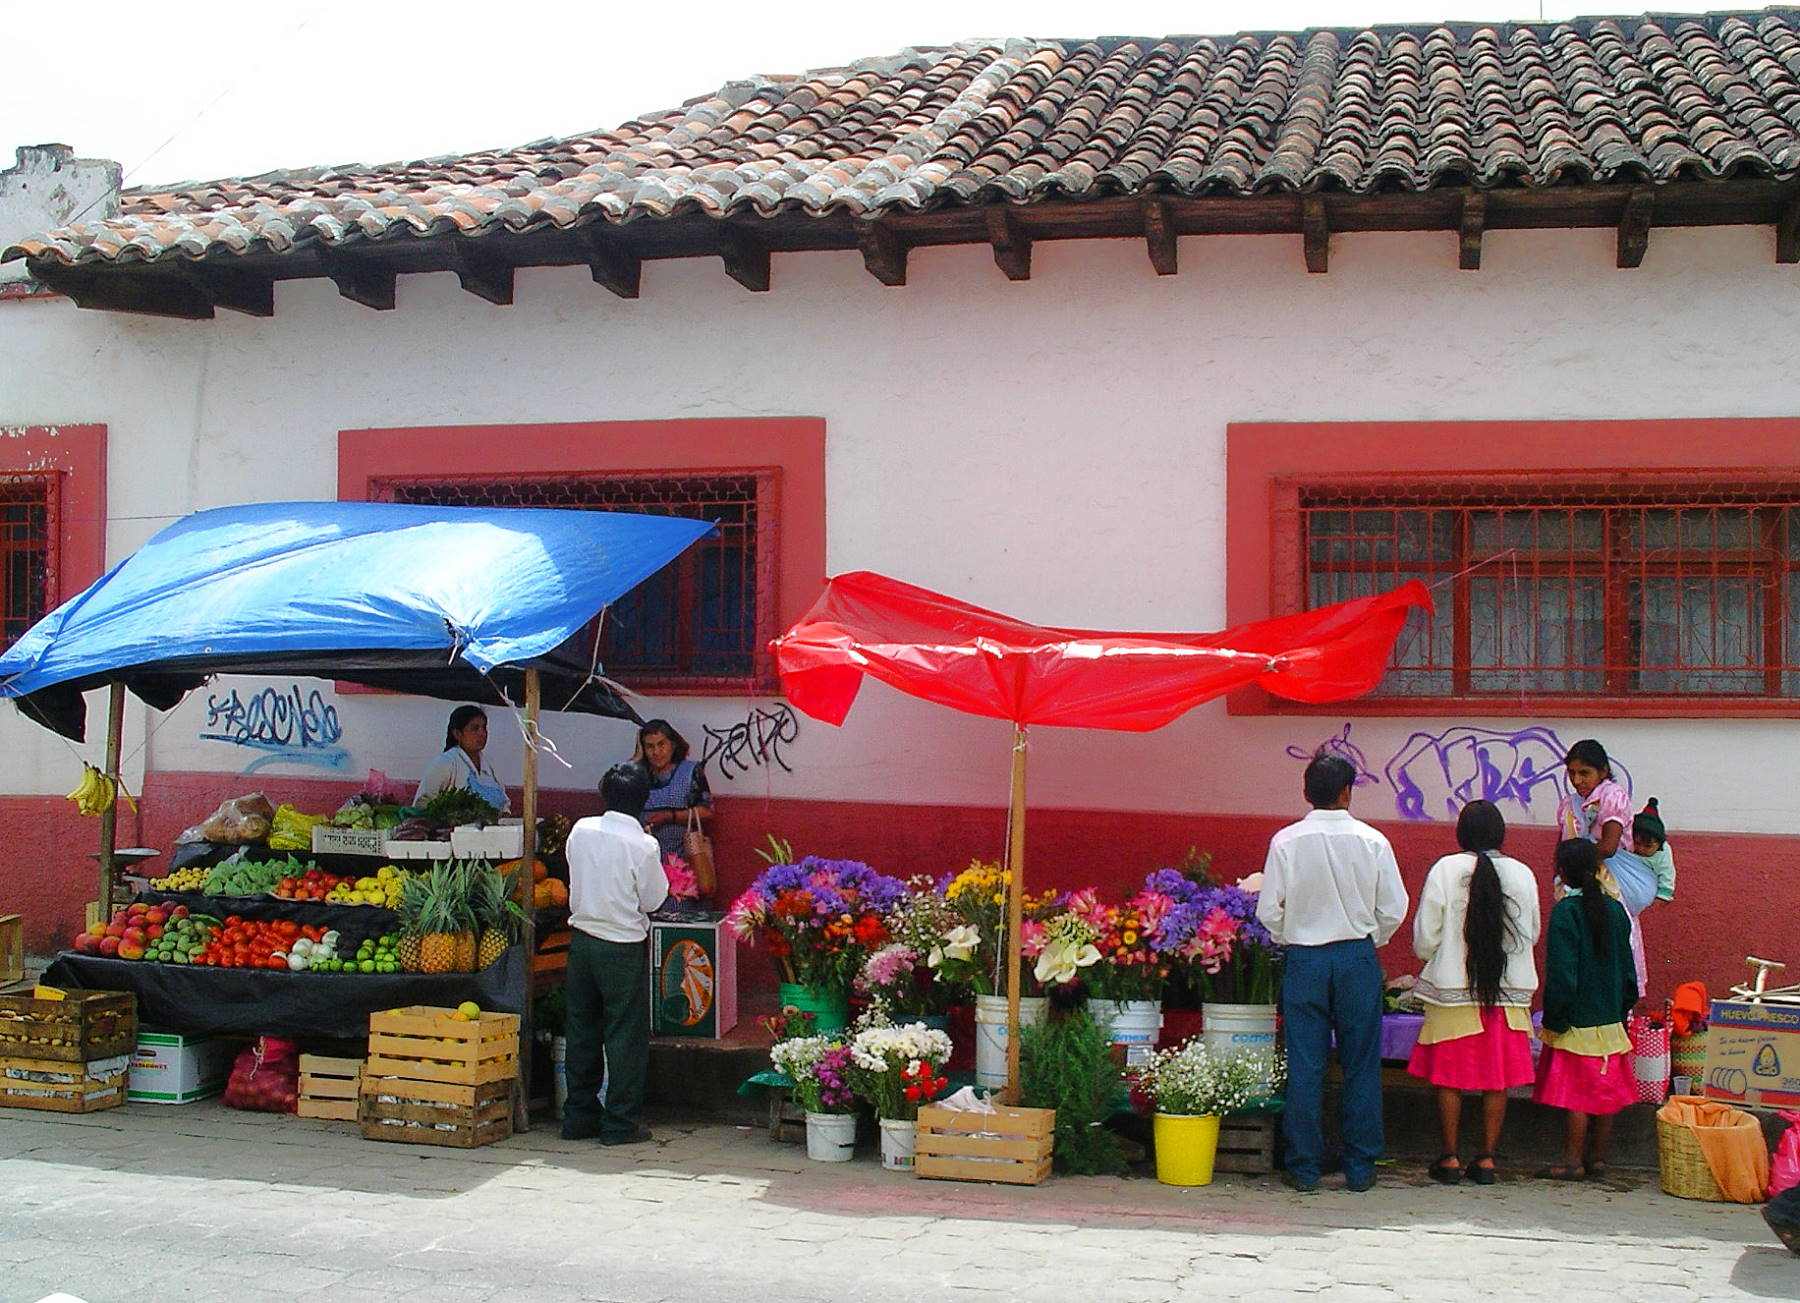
[1408,800,1541,1184]
[1535,838,1639,1181]
[414,704,511,813]
[632,719,712,860]
[1556,737,1650,996]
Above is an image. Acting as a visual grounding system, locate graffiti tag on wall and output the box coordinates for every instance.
[199,685,349,773]
[1287,722,1630,823]
[701,704,800,781]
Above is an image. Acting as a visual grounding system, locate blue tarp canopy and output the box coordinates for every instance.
[0,501,716,740]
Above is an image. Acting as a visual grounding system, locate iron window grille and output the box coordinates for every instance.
[0,474,56,652]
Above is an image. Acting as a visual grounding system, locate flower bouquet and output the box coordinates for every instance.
[1191,878,1281,1006]
[1135,1039,1286,1117]
[936,859,1062,997]
[663,852,699,901]
[726,856,908,992]
[858,879,961,1017]
[770,1035,856,1115]
[848,1021,954,1121]
[1070,888,1169,1002]
[759,1004,818,1042]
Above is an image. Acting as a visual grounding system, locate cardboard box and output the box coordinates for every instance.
[1701,998,1800,1108]
[128,1030,239,1104]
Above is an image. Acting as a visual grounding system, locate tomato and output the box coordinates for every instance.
[225,915,242,927]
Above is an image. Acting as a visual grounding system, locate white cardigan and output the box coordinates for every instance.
[1412,851,1542,1008]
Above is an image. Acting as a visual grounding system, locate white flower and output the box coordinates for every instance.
[1235,872,1264,893]
[928,924,981,968]
[1033,938,1102,985]
[770,1035,832,1079]
[849,1021,953,1071]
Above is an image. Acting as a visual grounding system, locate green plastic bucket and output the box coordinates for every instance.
[778,982,849,1034]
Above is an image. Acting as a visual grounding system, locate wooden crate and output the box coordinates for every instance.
[766,1086,805,1144]
[364,1006,520,1086]
[296,1054,363,1121]
[915,1104,1055,1186]
[0,914,21,986]
[0,1053,129,1113]
[359,1075,513,1148]
[0,990,136,1063]
[1213,1112,1277,1175]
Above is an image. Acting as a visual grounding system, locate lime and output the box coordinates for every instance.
[359,959,375,973]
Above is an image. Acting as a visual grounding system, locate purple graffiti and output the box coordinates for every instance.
[1384,725,1631,823]
[1285,723,1380,787]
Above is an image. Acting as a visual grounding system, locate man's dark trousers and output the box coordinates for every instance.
[1280,936,1384,1188]
[564,932,650,1139]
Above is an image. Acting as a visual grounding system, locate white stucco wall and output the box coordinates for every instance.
[2,224,1797,835]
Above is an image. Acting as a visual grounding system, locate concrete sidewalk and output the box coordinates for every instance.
[1,1101,1791,1303]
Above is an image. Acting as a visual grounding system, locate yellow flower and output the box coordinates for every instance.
[1123,930,1139,945]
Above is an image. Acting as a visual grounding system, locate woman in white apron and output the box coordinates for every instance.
[414,705,512,813]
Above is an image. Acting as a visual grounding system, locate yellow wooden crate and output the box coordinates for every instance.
[359,1076,512,1148]
[915,1104,1054,1186]
[0,1053,129,1113]
[297,1054,363,1121]
[364,1006,519,1086]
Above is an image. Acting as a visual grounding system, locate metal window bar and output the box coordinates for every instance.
[1299,486,1800,699]
[0,474,55,651]
[375,473,762,682]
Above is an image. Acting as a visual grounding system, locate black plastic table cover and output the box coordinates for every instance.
[135,889,398,943]
[43,946,526,1039]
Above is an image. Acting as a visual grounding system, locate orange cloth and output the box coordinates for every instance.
[1658,1095,1770,1203]
[1671,982,1710,1037]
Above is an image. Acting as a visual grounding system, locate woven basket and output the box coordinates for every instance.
[1657,1098,1729,1202]
[1671,1029,1708,1078]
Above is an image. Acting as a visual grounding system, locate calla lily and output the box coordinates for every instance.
[1236,872,1264,893]
[928,924,981,968]
[1033,938,1102,986]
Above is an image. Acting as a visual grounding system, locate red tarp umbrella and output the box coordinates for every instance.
[773,571,1432,1096]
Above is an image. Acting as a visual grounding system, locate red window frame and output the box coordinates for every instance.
[339,418,825,697]
[0,425,107,653]
[1227,418,1800,718]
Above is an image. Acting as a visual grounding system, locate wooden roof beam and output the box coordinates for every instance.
[1142,197,1177,276]
[857,220,907,286]
[320,250,396,310]
[581,228,641,298]
[446,241,514,306]
[33,265,214,319]
[1617,189,1654,268]
[183,264,274,317]
[1459,191,1485,270]
[1302,196,1329,273]
[987,206,1031,281]
[1777,195,1800,264]
[719,225,770,292]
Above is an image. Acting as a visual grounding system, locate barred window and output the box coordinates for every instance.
[1302,485,1800,700]
[376,472,770,688]
[0,475,55,650]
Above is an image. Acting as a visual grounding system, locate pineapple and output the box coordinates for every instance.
[418,862,460,976]
[395,871,426,973]
[475,863,525,969]
[452,860,479,973]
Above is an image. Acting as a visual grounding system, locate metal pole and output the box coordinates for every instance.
[516,669,541,1132]
[96,682,126,919]
[1004,724,1027,1104]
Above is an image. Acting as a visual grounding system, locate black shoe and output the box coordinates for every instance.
[1281,1171,1320,1195]
[598,1124,655,1147]
[1467,1155,1497,1186]
[1429,1155,1463,1185]
[1345,1172,1377,1193]
[561,1118,604,1141]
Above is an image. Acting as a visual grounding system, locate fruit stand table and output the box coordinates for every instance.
[42,947,526,1040]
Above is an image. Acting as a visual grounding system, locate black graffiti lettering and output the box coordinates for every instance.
[702,704,800,780]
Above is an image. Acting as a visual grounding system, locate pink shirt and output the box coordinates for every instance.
[1558,777,1632,845]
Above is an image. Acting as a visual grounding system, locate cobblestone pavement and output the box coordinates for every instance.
[2,1101,1792,1303]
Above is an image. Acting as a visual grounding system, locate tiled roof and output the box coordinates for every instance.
[12,9,1800,269]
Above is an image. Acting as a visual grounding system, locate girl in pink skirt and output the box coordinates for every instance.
[1535,838,1640,1181]
[1408,800,1542,1185]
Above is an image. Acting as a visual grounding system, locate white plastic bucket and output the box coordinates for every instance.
[975,995,1048,1089]
[878,1118,917,1171]
[1090,999,1164,1068]
[805,1111,857,1162]
[1202,1003,1279,1088]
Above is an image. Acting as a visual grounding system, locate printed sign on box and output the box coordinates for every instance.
[1701,999,1800,1108]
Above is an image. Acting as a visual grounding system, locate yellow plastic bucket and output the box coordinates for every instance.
[1154,1112,1222,1187]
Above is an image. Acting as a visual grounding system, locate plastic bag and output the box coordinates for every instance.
[1772,1111,1800,1199]
[268,804,327,851]
[222,1036,300,1114]
[175,794,275,846]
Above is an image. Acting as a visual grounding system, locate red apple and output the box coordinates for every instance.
[146,924,165,941]
[122,927,146,949]
[98,936,120,957]
[117,943,144,961]
[127,902,148,916]
[72,933,96,954]
[143,908,166,926]
[105,922,125,939]
[171,905,189,919]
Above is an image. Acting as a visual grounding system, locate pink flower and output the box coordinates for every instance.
[664,853,698,899]
[1020,919,1047,958]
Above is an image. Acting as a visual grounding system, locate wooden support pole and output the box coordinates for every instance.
[582,229,642,298]
[1617,189,1654,269]
[1142,197,1178,276]
[516,668,541,1133]
[96,682,126,919]
[446,242,515,306]
[1777,196,1800,265]
[1003,724,1027,1104]
[1458,190,1485,271]
[719,226,771,292]
[857,220,908,286]
[1302,196,1329,274]
[320,251,397,310]
[987,206,1032,282]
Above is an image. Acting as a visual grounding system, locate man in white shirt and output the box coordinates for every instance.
[1257,753,1408,1193]
[561,763,670,1145]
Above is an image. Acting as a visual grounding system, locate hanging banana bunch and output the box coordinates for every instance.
[66,763,135,817]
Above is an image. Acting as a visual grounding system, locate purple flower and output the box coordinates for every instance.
[1147,898,1207,954]
[1198,885,1275,949]
[1144,869,1206,905]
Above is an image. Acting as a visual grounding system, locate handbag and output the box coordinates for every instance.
[1630,1006,1673,1106]
[684,807,717,898]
